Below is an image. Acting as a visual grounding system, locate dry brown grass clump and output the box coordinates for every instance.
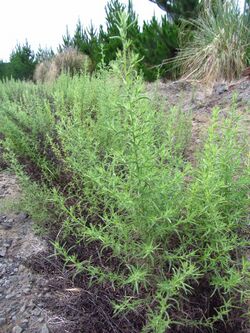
[174,0,250,84]
[34,48,92,83]
[33,61,51,83]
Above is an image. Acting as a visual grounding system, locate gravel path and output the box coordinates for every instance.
[0,173,51,333]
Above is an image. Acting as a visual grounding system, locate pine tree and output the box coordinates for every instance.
[36,47,54,63]
[59,0,180,80]
[0,61,11,80]
[60,20,101,67]
[9,41,36,80]
[99,0,140,64]
[138,16,178,80]
[149,0,200,21]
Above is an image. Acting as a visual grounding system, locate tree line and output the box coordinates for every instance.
[0,0,249,82]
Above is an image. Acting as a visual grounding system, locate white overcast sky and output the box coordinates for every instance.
[0,0,245,61]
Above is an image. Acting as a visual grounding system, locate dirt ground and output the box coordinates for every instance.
[0,173,51,333]
[149,78,250,163]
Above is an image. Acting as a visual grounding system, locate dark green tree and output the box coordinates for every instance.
[60,0,140,69]
[0,61,12,80]
[244,0,249,12]
[0,61,4,79]
[60,0,180,80]
[99,0,140,64]
[60,21,102,67]
[36,46,54,63]
[149,0,201,21]
[138,16,179,80]
[9,41,36,80]
[244,0,250,17]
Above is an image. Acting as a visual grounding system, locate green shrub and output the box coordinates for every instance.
[0,12,249,332]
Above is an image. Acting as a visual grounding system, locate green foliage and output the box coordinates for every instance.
[245,0,250,63]
[0,61,12,80]
[100,0,140,64]
[245,0,250,13]
[9,41,37,80]
[60,0,140,69]
[3,151,55,227]
[0,45,54,82]
[138,15,179,81]
[60,21,102,68]
[61,0,179,81]
[149,0,201,21]
[0,11,249,332]
[36,46,54,63]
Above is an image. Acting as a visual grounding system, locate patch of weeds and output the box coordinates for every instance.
[0,10,248,333]
[2,151,57,230]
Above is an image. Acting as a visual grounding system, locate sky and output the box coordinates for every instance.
[0,0,245,62]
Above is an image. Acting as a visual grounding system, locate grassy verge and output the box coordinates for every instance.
[0,12,249,333]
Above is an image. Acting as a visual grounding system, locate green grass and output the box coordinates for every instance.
[0,12,249,332]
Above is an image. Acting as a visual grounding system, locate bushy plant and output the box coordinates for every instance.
[174,0,250,83]
[34,48,92,83]
[54,48,92,74]
[0,11,249,333]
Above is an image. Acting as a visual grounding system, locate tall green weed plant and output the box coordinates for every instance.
[0,11,249,333]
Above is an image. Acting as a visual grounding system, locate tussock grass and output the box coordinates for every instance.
[34,48,92,83]
[175,0,250,84]
[0,12,249,333]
